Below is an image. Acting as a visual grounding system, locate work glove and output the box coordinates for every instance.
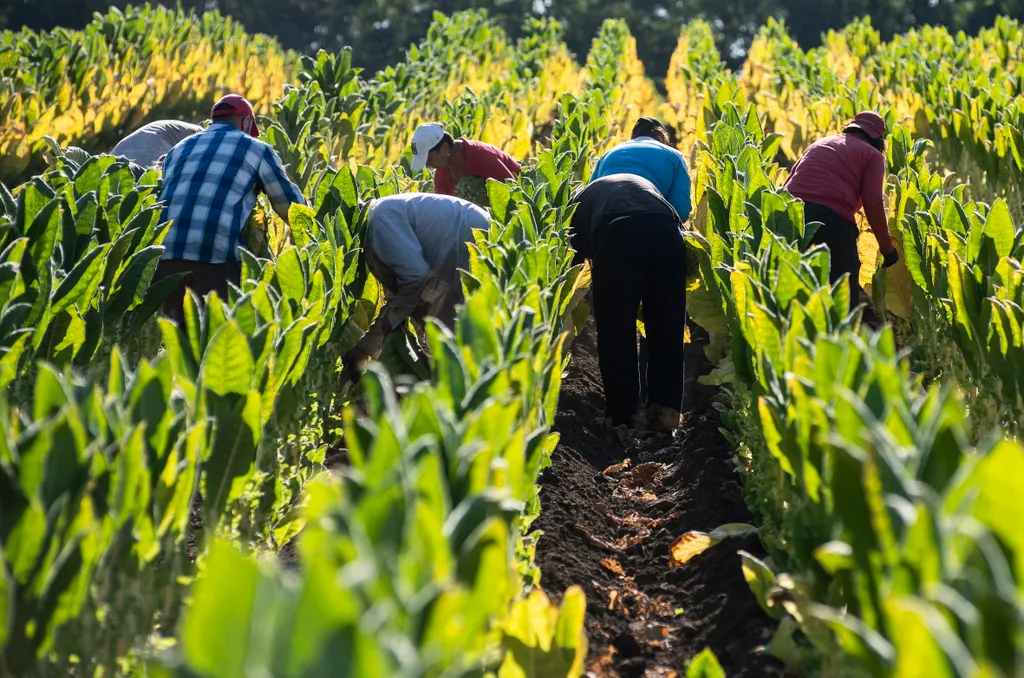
[881,247,900,268]
[342,347,371,385]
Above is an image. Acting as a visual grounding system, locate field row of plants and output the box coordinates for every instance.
[0,5,298,185]
[7,4,1024,676]
[662,17,1024,435]
[737,16,1024,209]
[0,9,682,675]
[668,22,1024,678]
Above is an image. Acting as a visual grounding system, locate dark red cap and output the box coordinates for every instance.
[211,94,259,137]
[846,111,886,140]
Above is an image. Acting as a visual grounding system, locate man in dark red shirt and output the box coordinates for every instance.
[784,111,900,309]
[409,122,521,198]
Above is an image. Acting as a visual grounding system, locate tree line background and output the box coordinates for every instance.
[4,0,1024,88]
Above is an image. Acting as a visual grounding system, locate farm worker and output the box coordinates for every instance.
[568,174,688,433]
[589,117,692,223]
[112,120,203,168]
[587,116,692,420]
[342,193,490,384]
[153,94,305,325]
[409,122,521,196]
[784,111,900,306]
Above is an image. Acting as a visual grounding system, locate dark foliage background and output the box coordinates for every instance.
[3,0,1024,86]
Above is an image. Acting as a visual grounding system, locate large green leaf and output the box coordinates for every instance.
[288,203,316,249]
[181,540,258,677]
[275,247,307,304]
[203,390,262,527]
[982,199,1015,260]
[201,320,255,396]
[105,245,164,320]
[26,199,61,270]
[946,440,1024,580]
[49,244,109,313]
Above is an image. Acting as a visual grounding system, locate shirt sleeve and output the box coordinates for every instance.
[860,152,894,254]
[504,154,521,178]
[257,145,306,221]
[463,143,518,181]
[666,157,692,222]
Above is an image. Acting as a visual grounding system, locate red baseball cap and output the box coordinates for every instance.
[846,111,886,140]
[211,94,259,137]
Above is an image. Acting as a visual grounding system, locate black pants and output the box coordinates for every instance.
[592,214,687,425]
[154,259,241,327]
[803,203,864,304]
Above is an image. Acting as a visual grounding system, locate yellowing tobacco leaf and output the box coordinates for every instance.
[671,523,757,566]
[670,531,714,565]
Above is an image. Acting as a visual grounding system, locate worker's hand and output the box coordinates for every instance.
[881,247,900,268]
[343,347,371,384]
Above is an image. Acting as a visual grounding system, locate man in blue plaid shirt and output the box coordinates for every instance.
[154,94,306,324]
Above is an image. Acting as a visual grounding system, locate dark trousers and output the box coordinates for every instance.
[154,259,241,327]
[803,203,864,304]
[591,214,687,425]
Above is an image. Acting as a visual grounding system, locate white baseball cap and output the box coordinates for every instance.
[410,122,446,172]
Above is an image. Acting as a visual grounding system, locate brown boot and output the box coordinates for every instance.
[646,404,683,433]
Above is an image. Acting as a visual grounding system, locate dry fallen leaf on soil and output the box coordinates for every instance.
[669,531,715,565]
[610,511,675,530]
[573,523,626,552]
[622,461,664,489]
[612,485,660,502]
[601,558,626,576]
[589,645,618,672]
[603,458,632,475]
[643,668,678,678]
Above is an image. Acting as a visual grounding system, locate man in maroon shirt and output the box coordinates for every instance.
[784,111,900,311]
[409,122,521,197]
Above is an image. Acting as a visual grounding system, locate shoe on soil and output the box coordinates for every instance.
[646,404,683,433]
[601,410,646,431]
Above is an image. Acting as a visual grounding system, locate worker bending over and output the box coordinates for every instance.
[342,193,490,383]
[154,94,305,324]
[784,111,900,309]
[590,117,692,223]
[112,119,203,169]
[570,174,688,433]
[410,122,521,201]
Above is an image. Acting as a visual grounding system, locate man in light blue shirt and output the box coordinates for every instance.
[590,117,692,223]
[573,117,691,433]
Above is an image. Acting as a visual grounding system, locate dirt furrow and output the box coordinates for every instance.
[534,319,788,678]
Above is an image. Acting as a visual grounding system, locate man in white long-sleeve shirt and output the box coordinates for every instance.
[112,120,204,168]
[343,193,490,382]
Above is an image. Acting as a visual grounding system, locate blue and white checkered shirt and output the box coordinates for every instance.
[158,122,305,263]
